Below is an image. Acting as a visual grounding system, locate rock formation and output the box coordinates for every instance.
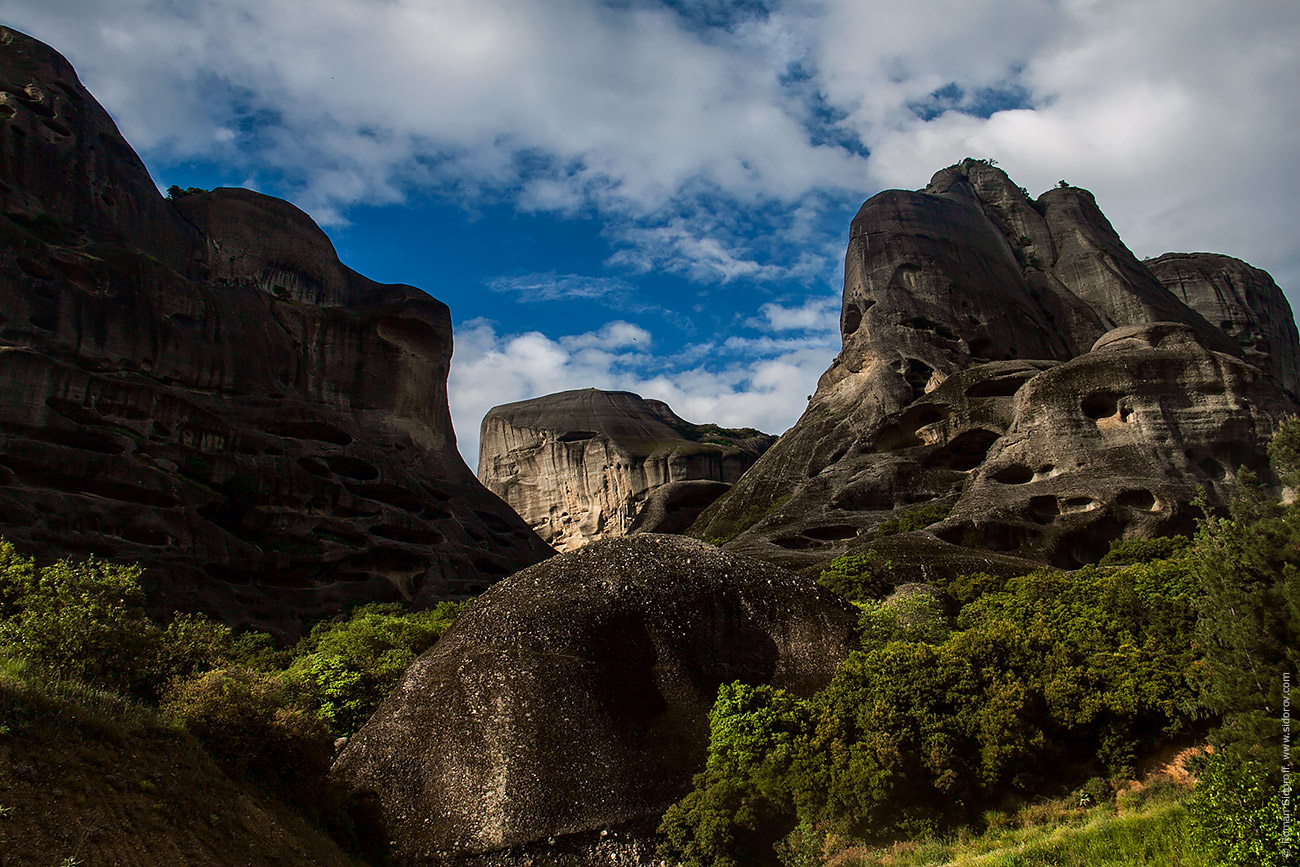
[0,27,552,634]
[332,534,857,861]
[478,388,775,550]
[691,160,1299,578]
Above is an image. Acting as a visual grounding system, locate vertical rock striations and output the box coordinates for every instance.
[0,27,551,634]
[478,388,775,550]
[691,159,1299,578]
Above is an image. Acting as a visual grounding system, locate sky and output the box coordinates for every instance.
[3,0,1298,466]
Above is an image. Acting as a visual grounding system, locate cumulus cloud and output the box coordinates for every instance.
[449,317,832,465]
[4,0,1298,460]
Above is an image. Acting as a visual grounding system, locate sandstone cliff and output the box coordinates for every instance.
[691,160,1299,577]
[0,27,552,634]
[478,388,775,550]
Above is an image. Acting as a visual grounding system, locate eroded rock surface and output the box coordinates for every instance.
[479,389,775,550]
[332,534,857,861]
[0,28,551,634]
[691,160,1298,579]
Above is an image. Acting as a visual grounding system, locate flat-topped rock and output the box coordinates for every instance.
[479,389,775,550]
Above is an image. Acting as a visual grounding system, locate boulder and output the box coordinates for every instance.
[332,534,858,861]
[478,389,775,550]
[691,160,1299,580]
[0,27,552,635]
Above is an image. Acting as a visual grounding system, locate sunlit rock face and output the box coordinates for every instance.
[691,159,1299,579]
[0,27,552,635]
[332,534,857,861]
[478,388,775,551]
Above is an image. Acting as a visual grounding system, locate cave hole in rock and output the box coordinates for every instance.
[419,481,453,501]
[1028,495,1059,523]
[927,428,1001,471]
[1198,457,1227,480]
[40,117,71,137]
[8,123,23,136]
[29,427,126,454]
[100,191,116,207]
[980,522,1026,552]
[1062,496,1098,514]
[312,525,368,547]
[296,456,333,478]
[266,420,353,445]
[345,481,424,513]
[204,563,250,585]
[0,103,14,119]
[1117,489,1158,511]
[966,375,1032,398]
[119,526,170,547]
[802,524,859,541]
[1081,392,1120,420]
[474,509,518,534]
[28,313,56,331]
[969,337,993,359]
[902,316,959,342]
[842,304,862,335]
[773,534,819,550]
[876,405,949,451]
[15,256,51,280]
[900,358,936,398]
[347,546,424,574]
[1053,515,1126,568]
[422,502,452,521]
[556,430,598,443]
[324,456,380,481]
[992,464,1034,484]
[370,523,443,545]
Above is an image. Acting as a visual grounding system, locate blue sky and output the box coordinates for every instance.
[3,0,1298,466]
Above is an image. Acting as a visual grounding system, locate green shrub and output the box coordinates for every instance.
[817,551,895,602]
[288,601,461,735]
[161,667,331,800]
[1189,752,1294,867]
[0,549,163,697]
[1099,535,1190,567]
[873,502,952,539]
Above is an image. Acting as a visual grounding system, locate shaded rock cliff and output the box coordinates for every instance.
[332,534,857,862]
[691,159,1299,578]
[0,27,552,634]
[478,388,775,550]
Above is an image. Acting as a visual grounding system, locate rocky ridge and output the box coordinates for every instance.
[478,388,775,550]
[691,160,1299,577]
[0,27,551,634]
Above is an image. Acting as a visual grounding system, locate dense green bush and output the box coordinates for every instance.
[288,601,462,736]
[872,502,952,539]
[661,556,1202,866]
[1189,752,1294,867]
[816,552,895,603]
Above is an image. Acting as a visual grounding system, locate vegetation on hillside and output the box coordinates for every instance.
[660,419,1300,866]
[0,548,463,861]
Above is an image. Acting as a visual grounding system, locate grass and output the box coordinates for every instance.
[0,655,159,739]
[838,779,1208,867]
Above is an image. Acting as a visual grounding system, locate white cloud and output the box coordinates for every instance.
[449,317,830,466]
[486,272,638,304]
[749,295,840,332]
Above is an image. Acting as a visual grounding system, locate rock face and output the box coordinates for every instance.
[478,389,775,550]
[332,534,857,861]
[0,27,551,634]
[691,160,1299,577]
